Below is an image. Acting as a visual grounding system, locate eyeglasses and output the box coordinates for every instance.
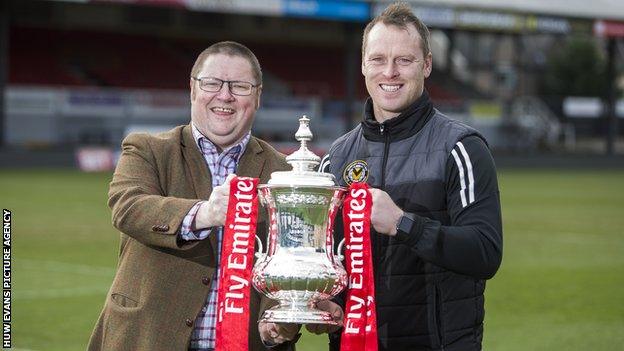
[191,77,260,96]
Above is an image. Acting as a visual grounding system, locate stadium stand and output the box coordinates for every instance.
[10,26,463,104]
[10,27,191,89]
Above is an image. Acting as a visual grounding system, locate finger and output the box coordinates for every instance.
[275,323,298,339]
[325,301,344,328]
[225,173,237,184]
[267,323,279,339]
[209,185,228,200]
[316,300,335,311]
[259,323,277,342]
[258,321,270,339]
[317,301,343,318]
[215,183,231,196]
[274,335,289,344]
[333,309,343,323]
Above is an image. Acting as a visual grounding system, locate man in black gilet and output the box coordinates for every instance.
[317,3,503,351]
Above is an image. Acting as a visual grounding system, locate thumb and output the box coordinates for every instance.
[267,323,279,338]
[225,173,237,184]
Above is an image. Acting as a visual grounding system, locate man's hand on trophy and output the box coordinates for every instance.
[194,174,236,229]
[258,321,300,345]
[368,188,404,236]
[305,300,344,334]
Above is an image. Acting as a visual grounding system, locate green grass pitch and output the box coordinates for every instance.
[2,168,623,350]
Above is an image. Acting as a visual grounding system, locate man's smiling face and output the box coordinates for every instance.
[362,23,432,123]
[190,53,260,150]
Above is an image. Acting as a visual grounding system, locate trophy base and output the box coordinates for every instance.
[260,303,339,325]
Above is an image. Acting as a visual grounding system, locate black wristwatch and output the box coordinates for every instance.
[396,213,415,235]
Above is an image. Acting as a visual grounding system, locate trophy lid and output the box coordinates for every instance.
[267,115,338,187]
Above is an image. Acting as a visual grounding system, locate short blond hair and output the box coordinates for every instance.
[362,2,430,58]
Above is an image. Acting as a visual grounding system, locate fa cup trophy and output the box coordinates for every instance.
[252,116,348,324]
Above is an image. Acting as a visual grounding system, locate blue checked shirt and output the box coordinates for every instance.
[179,123,250,351]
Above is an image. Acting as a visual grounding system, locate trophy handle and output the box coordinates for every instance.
[335,238,345,261]
[255,235,266,260]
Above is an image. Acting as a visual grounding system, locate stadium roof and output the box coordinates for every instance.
[39,0,624,23]
[407,0,624,21]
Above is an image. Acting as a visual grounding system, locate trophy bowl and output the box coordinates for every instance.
[252,116,348,325]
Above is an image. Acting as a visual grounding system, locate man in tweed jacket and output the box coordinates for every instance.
[88,41,299,351]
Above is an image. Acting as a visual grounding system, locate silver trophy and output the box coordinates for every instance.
[252,116,348,325]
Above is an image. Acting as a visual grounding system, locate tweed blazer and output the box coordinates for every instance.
[88,124,291,351]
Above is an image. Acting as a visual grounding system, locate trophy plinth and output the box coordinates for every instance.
[252,116,347,325]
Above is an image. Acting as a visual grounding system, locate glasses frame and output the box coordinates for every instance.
[191,76,261,96]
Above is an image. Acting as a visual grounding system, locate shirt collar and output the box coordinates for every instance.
[191,122,250,162]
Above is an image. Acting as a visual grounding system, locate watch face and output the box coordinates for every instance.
[398,215,413,234]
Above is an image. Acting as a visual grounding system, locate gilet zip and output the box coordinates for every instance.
[376,122,391,289]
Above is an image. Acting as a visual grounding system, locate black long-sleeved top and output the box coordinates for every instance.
[324,91,502,351]
[395,134,503,280]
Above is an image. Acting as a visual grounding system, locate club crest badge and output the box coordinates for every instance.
[343,160,369,185]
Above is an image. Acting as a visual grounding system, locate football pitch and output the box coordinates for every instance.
[2,168,623,351]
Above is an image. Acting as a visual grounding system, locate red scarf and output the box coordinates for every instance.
[215,178,378,350]
[215,177,259,351]
[341,182,378,351]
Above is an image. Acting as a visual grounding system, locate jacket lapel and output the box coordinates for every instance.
[179,124,217,262]
[237,137,266,180]
[208,137,266,261]
[182,128,267,261]
[181,124,213,200]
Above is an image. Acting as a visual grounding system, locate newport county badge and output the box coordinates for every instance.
[343,160,369,185]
